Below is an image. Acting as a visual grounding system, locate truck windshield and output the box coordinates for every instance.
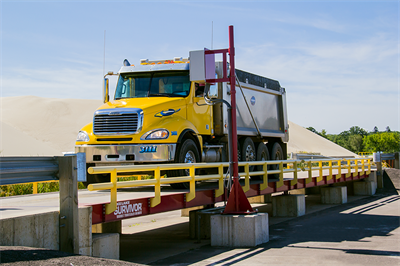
[115,71,191,99]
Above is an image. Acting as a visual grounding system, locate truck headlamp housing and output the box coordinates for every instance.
[76,131,90,142]
[141,129,169,140]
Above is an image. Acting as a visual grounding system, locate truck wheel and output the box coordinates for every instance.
[169,139,200,189]
[240,137,256,172]
[270,142,283,180]
[253,142,269,180]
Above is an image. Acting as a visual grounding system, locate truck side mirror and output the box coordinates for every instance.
[103,71,115,103]
[103,78,110,103]
[205,83,218,99]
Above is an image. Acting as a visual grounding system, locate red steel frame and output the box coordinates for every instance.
[88,171,372,225]
[203,25,254,214]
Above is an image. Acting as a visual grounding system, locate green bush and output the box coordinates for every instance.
[0,182,86,197]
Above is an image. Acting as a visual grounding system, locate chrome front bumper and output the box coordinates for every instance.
[75,144,177,163]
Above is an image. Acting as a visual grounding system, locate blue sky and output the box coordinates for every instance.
[1,0,399,133]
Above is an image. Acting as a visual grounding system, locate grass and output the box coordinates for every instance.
[0,182,87,197]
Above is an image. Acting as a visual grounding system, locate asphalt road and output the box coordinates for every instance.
[119,170,400,265]
[121,192,400,266]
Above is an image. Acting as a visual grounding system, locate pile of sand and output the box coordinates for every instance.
[0,96,356,157]
[0,96,102,156]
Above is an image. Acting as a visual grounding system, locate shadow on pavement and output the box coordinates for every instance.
[146,193,400,266]
[0,247,79,264]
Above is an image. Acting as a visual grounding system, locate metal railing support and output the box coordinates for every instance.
[58,155,79,254]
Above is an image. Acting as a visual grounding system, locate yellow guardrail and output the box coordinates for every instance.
[87,158,372,214]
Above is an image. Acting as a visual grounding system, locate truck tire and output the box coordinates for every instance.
[240,137,256,172]
[169,139,200,189]
[253,142,270,180]
[270,142,283,180]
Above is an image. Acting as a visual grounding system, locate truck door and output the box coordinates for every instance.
[187,83,213,135]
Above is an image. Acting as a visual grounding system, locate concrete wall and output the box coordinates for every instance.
[79,206,92,256]
[211,213,269,247]
[0,208,92,252]
[92,233,120,260]
[0,211,59,249]
[1,206,119,259]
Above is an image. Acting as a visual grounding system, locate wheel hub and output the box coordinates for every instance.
[245,145,255,161]
[184,150,196,164]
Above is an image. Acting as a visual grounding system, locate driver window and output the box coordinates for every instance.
[195,83,205,97]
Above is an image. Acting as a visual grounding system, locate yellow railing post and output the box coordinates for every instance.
[367,159,371,175]
[105,168,117,215]
[215,164,224,198]
[317,161,323,183]
[276,161,284,188]
[33,182,38,194]
[354,159,358,176]
[306,161,312,184]
[327,160,333,181]
[260,161,269,191]
[242,163,250,192]
[185,165,196,202]
[291,161,298,186]
[337,160,342,179]
[346,159,351,178]
[361,159,365,176]
[150,167,161,207]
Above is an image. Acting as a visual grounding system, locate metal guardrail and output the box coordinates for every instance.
[0,154,86,193]
[381,153,396,161]
[87,158,372,215]
[0,157,59,186]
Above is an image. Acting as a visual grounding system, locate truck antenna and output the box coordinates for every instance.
[103,30,106,76]
[211,21,213,49]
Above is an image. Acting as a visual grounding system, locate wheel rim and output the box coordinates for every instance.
[245,145,255,161]
[184,150,196,164]
[184,150,196,176]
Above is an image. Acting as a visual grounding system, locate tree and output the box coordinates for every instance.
[320,129,328,139]
[373,126,379,133]
[363,132,400,153]
[349,126,368,137]
[348,134,363,153]
[306,127,318,134]
[386,126,391,132]
[306,127,329,139]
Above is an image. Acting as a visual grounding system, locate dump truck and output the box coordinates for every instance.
[75,54,289,188]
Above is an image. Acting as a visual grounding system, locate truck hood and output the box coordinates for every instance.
[97,97,186,117]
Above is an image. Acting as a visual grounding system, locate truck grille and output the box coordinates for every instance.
[93,109,142,135]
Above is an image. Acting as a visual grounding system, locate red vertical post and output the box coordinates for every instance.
[222,25,254,214]
[229,25,239,180]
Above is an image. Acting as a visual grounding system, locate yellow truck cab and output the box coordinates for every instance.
[76,56,289,188]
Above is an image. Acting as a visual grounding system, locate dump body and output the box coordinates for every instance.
[213,63,289,143]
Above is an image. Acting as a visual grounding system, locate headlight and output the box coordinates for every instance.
[76,131,90,142]
[141,129,169,140]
